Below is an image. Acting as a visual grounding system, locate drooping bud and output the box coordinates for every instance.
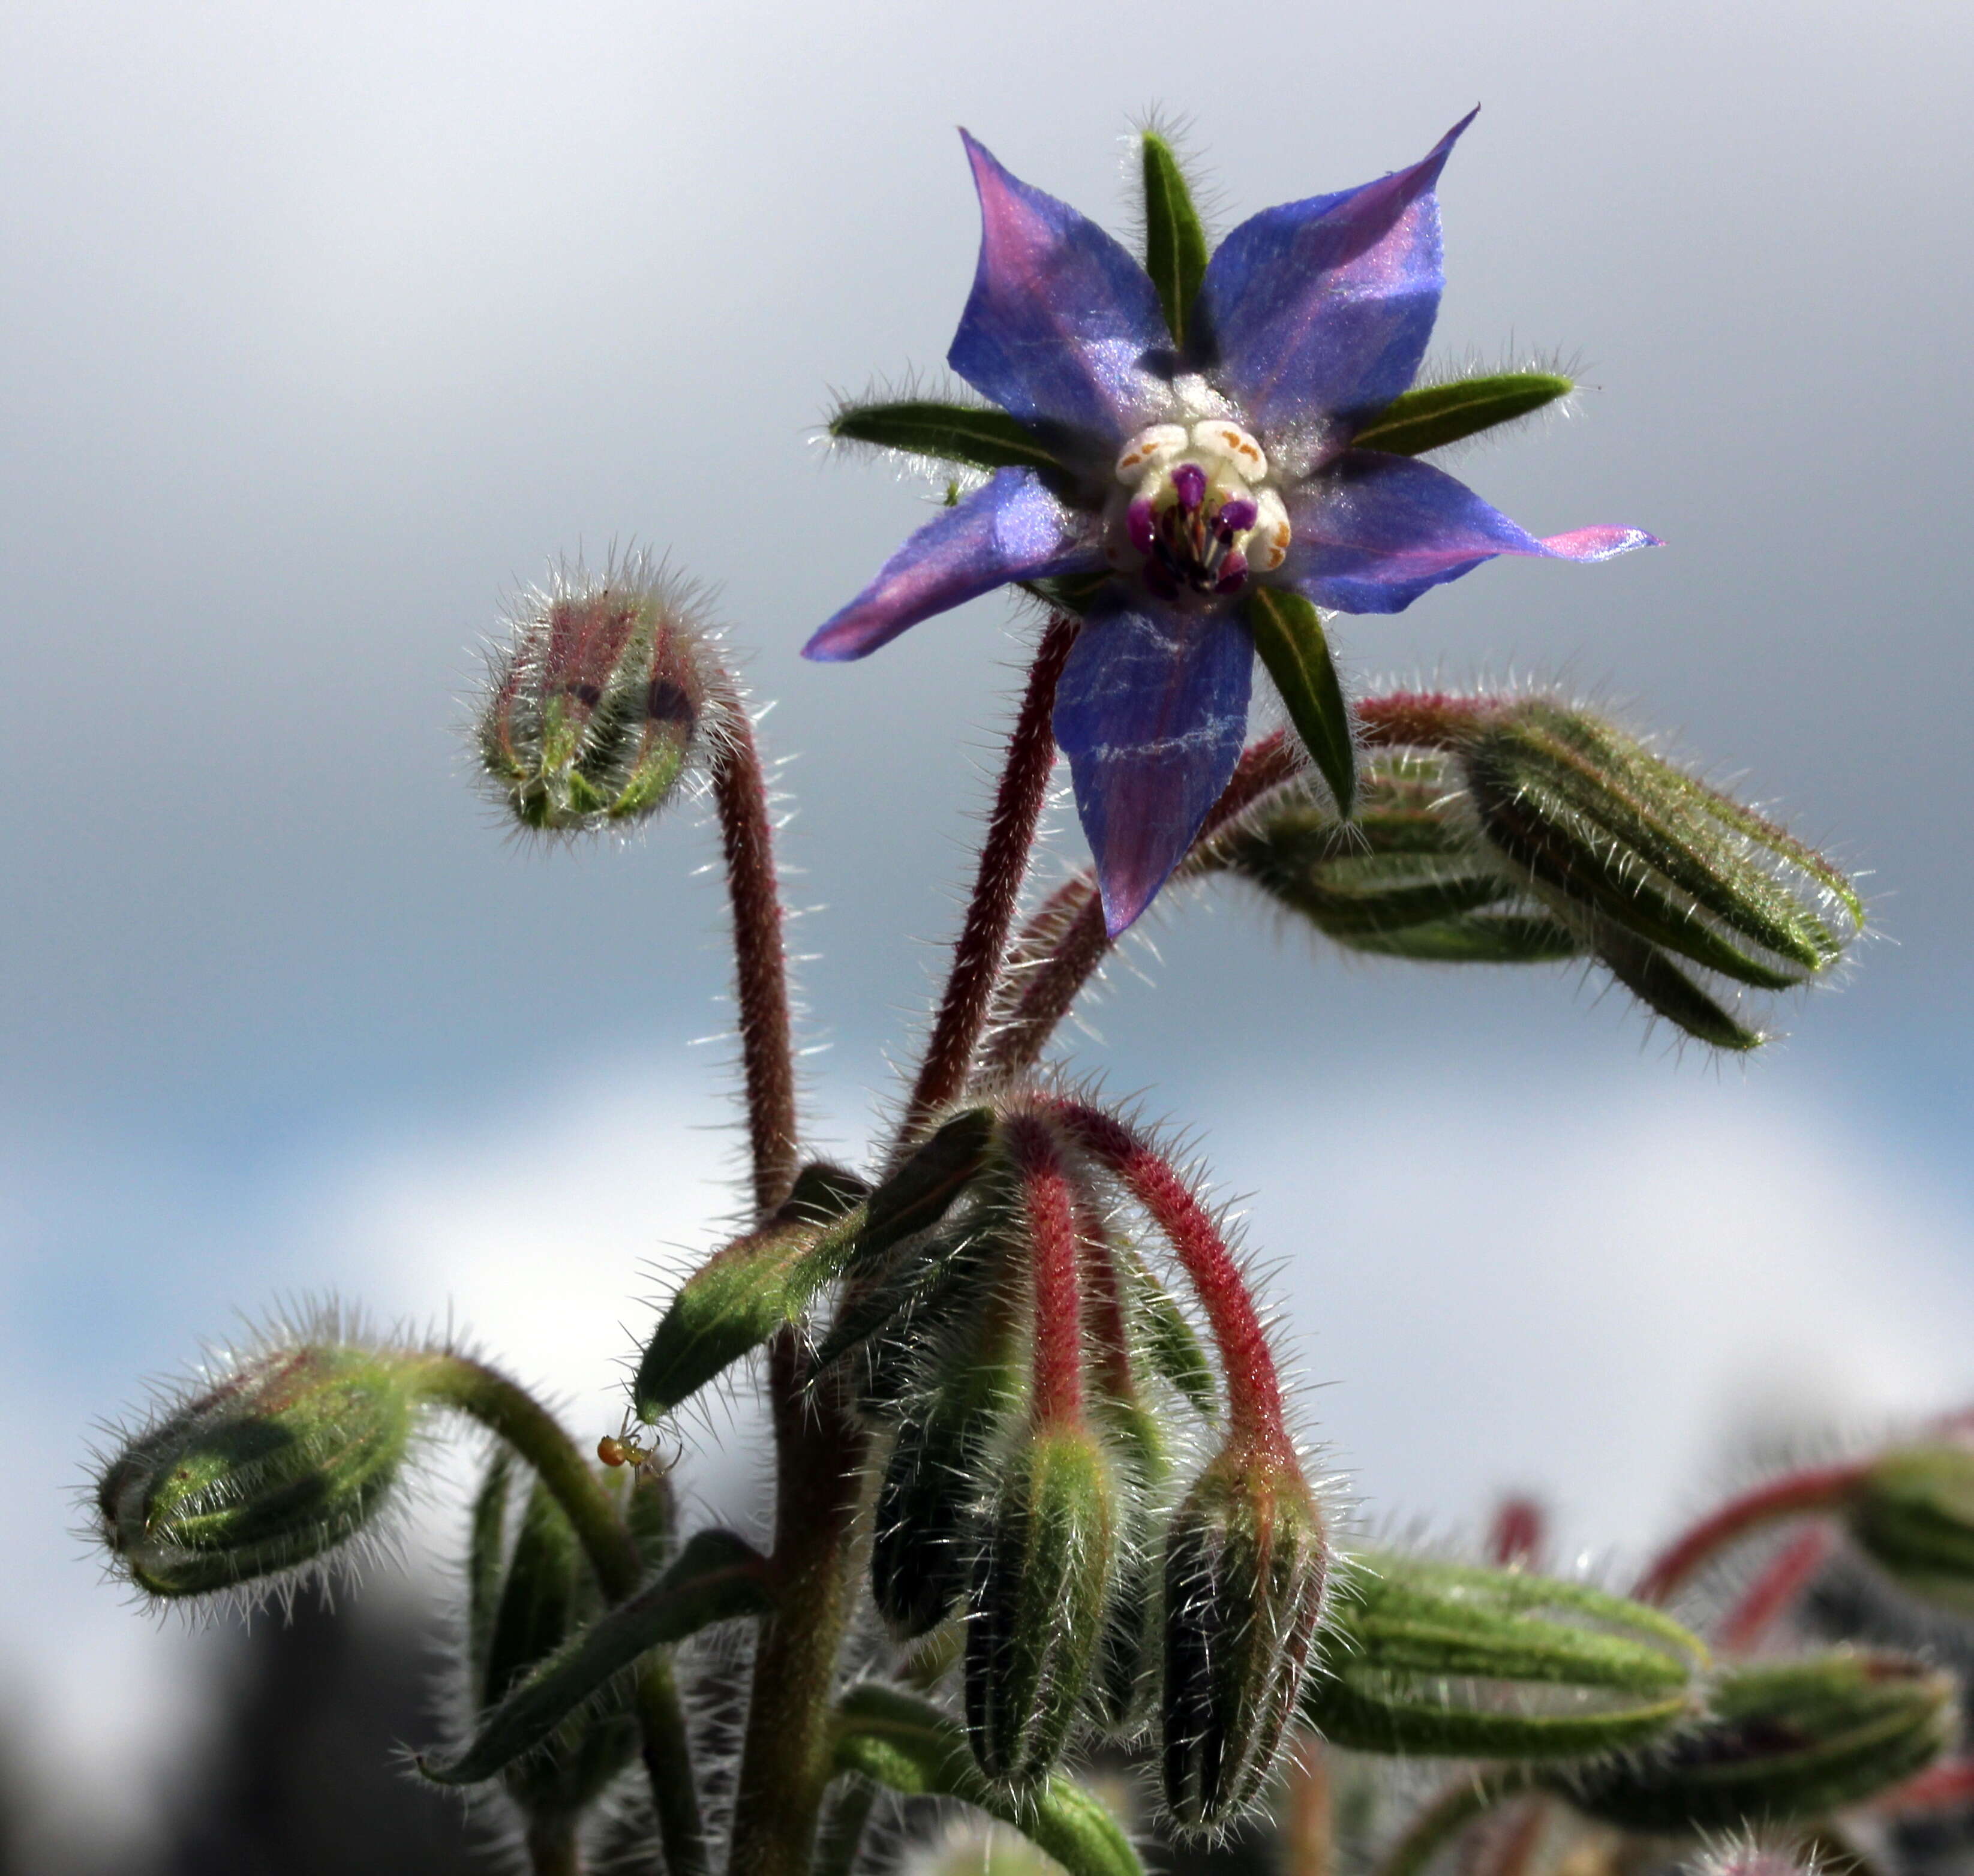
[1305,1550,1706,1758]
[95,1336,423,1600]
[1844,1444,1974,1615]
[871,1285,1022,1639]
[1161,1444,1328,1832]
[964,1423,1119,1787]
[1684,1840,1820,1876]
[468,1463,641,1828]
[478,552,717,833]
[1459,698,1862,1048]
[1557,1649,1955,1831]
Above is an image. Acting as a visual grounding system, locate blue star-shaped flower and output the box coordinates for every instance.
[806,116,1656,935]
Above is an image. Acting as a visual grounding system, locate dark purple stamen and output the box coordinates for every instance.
[1171,462,1207,513]
[1134,467,1258,602]
[1217,498,1258,539]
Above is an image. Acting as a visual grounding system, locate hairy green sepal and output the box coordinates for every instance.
[830,399,1062,474]
[421,1529,772,1786]
[1123,1248,1219,1419]
[1306,1551,1706,1757]
[1353,373,1573,457]
[833,1684,1143,1876]
[1245,587,1357,817]
[1557,1649,1954,1831]
[1140,133,1210,348]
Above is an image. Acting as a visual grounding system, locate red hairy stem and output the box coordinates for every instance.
[710,692,800,1216]
[1487,1496,1548,1570]
[1282,1733,1333,1876]
[981,731,1301,1080]
[1634,1461,1871,1606]
[1879,1757,1974,1815]
[1073,1190,1137,1406]
[1046,1099,1291,1457]
[1717,1525,1836,1653]
[903,616,1079,1131]
[1007,1116,1086,1426]
[1353,689,1493,750]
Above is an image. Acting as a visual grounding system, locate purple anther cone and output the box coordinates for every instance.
[806,115,1656,935]
[1218,498,1259,537]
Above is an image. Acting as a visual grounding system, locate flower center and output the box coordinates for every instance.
[1105,421,1291,604]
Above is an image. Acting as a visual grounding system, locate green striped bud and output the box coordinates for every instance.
[1845,1445,1974,1615]
[871,1315,1021,1639]
[469,1465,640,1826]
[478,553,715,833]
[1089,1398,1167,1734]
[1462,699,1862,1050]
[95,1340,420,1600]
[1558,1649,1954,1832]
[1161,1447,1328,1833]
[1305,1550,1706,1757]
[964,1426,1118,1787]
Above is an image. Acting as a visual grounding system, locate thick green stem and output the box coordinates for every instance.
[410,1354,707,1876]
[524,1816,583,1876]
[813,1781,878,1876]
[726,1334,869,1876]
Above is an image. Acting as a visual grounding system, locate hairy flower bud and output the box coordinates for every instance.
[1845,1444,1974,1615]
[1558,1649,1955,1831]
[466,1461,641,1827]
[479,554,716,833]
[964,1425,1119,1787]
[95,1339,422,1600]
[1305,1550,1706,1757]
[1162,1445,1328,1832]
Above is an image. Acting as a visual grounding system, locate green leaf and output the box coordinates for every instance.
[830,400,1062,474]
[1140,133,1210,349]
[420,1530,772,1786]
[1353,373,1573,457]
[1245,587,1356,816]
[1121,1247,1217,1420]
[832,1684,1144,1876]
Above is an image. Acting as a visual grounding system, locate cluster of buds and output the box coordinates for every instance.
[1204,691,1864,1050]
[478,553,721,834]
[818,1092,1328,1829]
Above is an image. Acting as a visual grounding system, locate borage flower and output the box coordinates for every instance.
[806,115,1658,933]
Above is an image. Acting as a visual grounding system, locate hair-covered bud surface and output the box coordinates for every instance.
[1162,1444,1328,1833]
[1845,1444,1974,1616]
[964,1424,1119,1787]
[1555,1649,1955,1832]
[1215,690,1865,1049]
[1306,1549,1706,1757]
[95,1340,420,1600]
[478,551,719,834]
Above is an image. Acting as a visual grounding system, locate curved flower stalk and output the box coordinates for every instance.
[807,121,1655,934]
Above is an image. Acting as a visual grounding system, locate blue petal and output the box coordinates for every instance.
[1279,450,1659,615]
[1193,111,1477,453]
[1053,590,1254,936]
[947,132,1174,453]
[804,470,1103,662]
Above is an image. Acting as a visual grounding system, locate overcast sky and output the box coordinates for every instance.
[2,0,1971,1860]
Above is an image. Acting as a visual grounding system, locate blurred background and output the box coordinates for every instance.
[2,0,1969,1866]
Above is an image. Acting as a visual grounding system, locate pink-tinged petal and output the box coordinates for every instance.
[1278,450,1658,615]
[1194,111,1477,455]
[804,470,1102,662]
[1053,591,1253,936]
[947,132,1173,451]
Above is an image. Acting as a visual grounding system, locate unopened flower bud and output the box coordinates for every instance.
[95,1339,422,1600]
[1845,1444,1974,1615]
[1558,1649,1955,1831]
[1461,698,1861,1047]
[1685,1840,1819,1876]
[964,1424,1118,1786]
[479,554,717,833]
[872,1306,1021,1639]
[1305,1549,1706,1757]
[1162,1445,1328,1832]
[467,1463,639,1826]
